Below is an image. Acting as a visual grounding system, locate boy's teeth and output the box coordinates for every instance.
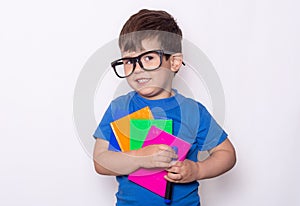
[137,79,149,83]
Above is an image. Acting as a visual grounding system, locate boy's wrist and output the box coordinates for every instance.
[124,149,145,169]
[195,161,204,180]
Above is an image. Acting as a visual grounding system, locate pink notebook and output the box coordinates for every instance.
[128,126,191,197]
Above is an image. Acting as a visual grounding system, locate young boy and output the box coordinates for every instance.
[93,9,236,206]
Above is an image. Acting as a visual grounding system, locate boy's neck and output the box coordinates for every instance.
[137,89,175,100]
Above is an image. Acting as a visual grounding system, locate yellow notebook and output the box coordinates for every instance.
[110,106,153,152]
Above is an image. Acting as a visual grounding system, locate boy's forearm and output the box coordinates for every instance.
[93,139,177,176]
[94,150,141,176]
[196,148,236,180]
[94,151,140,176]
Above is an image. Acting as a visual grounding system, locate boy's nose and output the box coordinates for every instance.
[134,61,144,73]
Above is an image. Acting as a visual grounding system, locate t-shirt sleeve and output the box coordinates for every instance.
[197,105,227,151]
[93,104,114,141]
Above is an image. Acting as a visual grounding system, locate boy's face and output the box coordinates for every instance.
[122,38,180,100]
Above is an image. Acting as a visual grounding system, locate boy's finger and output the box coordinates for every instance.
[168,161,182,167]
[164,172,182,181]
[166,165,180,173]
[158,145,178,157]
[158,144,173,151]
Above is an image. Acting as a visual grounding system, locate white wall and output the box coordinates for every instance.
[1,0,299,205]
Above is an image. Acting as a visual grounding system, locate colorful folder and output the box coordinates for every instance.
[108,132,121,152]
[128,126,191,197]
[130,119,173,150]
[110,106,153,152]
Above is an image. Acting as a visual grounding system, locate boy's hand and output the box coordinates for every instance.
[135,144,178,169]
[164,159,199,183]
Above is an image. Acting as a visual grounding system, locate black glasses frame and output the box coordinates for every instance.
[111,50,172,78]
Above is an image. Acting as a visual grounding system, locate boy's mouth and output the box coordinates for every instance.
[136,78,151,84]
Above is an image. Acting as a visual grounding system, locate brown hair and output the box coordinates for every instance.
[119,9,182,53]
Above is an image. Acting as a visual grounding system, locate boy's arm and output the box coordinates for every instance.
[165,138,236,183]
[93,138,177,176]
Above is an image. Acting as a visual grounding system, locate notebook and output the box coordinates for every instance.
[110,106,153,152]
[130,119,173,150]
[128,126,191,197]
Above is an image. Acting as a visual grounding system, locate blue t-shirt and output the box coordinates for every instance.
[94,90,227,206]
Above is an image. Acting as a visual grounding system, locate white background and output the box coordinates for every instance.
[1,0,300,205]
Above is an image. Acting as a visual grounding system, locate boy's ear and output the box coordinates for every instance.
[170,53,183,72]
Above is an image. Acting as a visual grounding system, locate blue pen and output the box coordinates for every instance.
[164,146,178,204]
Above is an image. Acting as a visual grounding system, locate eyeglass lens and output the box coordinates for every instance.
[113,51,162,78]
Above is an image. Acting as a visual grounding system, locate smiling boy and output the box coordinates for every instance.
[113,38,182,100]
[93,9,236,206]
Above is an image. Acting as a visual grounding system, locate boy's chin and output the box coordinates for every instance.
[135,87,171,100]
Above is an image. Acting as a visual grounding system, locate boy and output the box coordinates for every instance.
[93,9,236,206]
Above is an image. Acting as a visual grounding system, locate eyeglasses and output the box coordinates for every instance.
[111,50,172,78]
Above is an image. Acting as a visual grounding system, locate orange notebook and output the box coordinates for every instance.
[110,106,153,151]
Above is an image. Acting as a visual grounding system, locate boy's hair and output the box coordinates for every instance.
[119,9,182,54]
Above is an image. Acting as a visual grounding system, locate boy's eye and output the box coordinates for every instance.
[143,55,154,61]
[123,59,134,65]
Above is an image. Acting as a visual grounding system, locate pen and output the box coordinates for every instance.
[164,146,178,204]
[164,181,173,204]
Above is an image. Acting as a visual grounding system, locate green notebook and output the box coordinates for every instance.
[130,119,173,150]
